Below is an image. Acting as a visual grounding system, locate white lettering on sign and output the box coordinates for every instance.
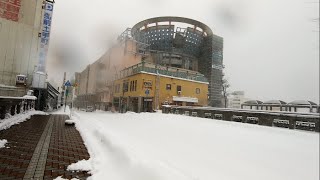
[246,117,259,121]
[214,114,223,119]
[273,119,289,124]
[191,112,197,116]
[296,121,316,127]
[204,113,211,118]
[232,115,242,120]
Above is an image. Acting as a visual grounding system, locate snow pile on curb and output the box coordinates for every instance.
[0,139,8,148]
[54,176,79,180]
[0,110,48,131]
[67,159,92,172]
[65,119,76,125]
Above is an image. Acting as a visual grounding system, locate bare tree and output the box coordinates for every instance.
[222,76,230,108]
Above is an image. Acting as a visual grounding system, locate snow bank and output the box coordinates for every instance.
[71,111,195,180]
[67,159,92,172]
[22,95,37,100]
[0,139,7,148]
[72,111,319,180]
[0,110,48,131]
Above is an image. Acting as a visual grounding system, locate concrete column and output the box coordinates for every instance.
[0,106,6,119]
[280,106,282,111]
[270,106,272,111]
[294,107,297,112]
[126,97,130,112]
[138,97,142,113]
[10,105,16,116]
[250,106,252,109]
[16,105,21,114]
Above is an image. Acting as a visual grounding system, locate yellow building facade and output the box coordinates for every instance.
[113,71,208,112]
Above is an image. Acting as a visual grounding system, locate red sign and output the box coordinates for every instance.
[0,0,21,22]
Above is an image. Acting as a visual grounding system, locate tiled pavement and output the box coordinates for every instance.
[0,114,91,179]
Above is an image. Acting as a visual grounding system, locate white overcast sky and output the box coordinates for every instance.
[47,0,319,103]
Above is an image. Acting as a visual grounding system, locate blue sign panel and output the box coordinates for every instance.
[145,89,150,95]
[64,80,71,87]
[38,1,54,72]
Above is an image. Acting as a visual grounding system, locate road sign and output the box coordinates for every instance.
[64,80,71,87]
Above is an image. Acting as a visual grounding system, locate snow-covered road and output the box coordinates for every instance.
[71,110,319,180]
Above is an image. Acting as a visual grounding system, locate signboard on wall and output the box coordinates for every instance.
[16,74,26,85]
[143,80,152,88]
[38,1,54,72]
[0,0,21,22]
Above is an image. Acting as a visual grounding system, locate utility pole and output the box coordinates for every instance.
[85,65,90,109]
[155,62,160,110]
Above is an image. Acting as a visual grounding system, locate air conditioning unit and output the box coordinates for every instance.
[177,91,181,95]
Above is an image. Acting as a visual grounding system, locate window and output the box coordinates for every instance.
[166,84,171,90]
[130,81,132,91]
[134,80,137,91]
[123,81,128,92]
[177,85,181,94]
[196,88,200,94]
[128,80,137,92]
[114,84,120,93]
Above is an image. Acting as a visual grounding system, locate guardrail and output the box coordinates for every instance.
[0,96,37,119]
[162,106,320,132]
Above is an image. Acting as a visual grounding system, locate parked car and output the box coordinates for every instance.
[86,106,94,112]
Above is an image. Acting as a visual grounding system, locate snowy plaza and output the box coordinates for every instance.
[69,110,319,180]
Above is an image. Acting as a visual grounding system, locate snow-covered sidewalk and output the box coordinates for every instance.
[0,110,48,131]
[70,111,319,180]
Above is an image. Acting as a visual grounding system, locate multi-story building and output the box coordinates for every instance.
[74,16,224,112]
[113,61,208,112]
[0,0,54,97]
[228,91,248,109]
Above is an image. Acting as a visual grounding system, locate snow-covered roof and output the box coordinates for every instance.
[263,100,287,105]
[22,95,37,100]
[0,95,37,100]
[288,100,318,106]
[172,96,198,103]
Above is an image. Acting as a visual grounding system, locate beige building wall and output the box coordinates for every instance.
[76,38,142,95]
[0,0,44,87]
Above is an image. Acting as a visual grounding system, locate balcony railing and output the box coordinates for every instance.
[119,62,208,83]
